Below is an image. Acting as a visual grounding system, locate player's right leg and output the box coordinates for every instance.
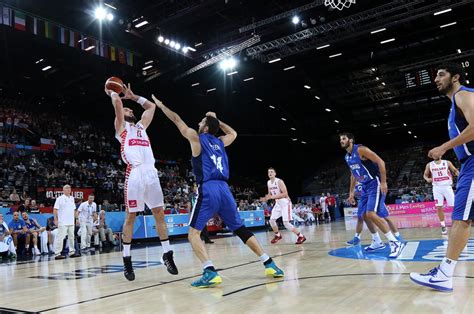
[433,186,447,234]
[188,183,221,288]
[347,209,364,245]
[269,203,283,244]
[280,201,305,244]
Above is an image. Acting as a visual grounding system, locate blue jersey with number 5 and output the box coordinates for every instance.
[192,133,229,183]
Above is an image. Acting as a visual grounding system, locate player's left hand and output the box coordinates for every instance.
[380,181,388,194]
[121,83,136,100]
[206,112,217,118]
[428,145,447,160]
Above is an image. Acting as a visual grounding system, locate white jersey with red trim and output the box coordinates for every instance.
[429,160,453,186]
[268,178,289,202]
[116,122,155,167]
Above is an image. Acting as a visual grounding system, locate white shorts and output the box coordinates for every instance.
[433,185,454,207]
[125,164,164,212]
[270,199,293,222]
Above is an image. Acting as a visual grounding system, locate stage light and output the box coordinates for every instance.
[164,39,170,45]
[158,36,164,42]
[169,41,176,48]
[107,13,114,21]
[182,47,189,53]
[219,58,237,71]
[94,7,107,20]
[292,16,300,24]
[175,43,181,50]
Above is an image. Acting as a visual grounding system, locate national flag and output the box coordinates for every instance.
[126,51,134,66]
[40,138,56,150]
[36,19,45,37]
[80,34,85,49]
[33,17,37,34]
[45,20,51,38]
[95,39,100,55]
[118,49,126,64]
[2,7,12,26]
[14,11,26,31]
[60,27,66,44]
[110,46,116,61]
[25,15,34,33]
[68,30,75,47]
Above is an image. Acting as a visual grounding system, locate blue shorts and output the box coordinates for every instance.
[453,156,474,221]
[189,180,244,231]
[358,178,389,219]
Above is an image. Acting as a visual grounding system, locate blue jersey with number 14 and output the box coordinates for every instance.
[192,133,229,183]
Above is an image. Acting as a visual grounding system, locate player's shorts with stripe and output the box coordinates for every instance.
[125,163,164,212]
[270,198,293,222]
[189,180,244,231]
[358,177,389,219]
[432,185,455,207]
[453,156,474,221]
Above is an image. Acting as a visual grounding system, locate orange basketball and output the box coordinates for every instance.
[105,76,124,94]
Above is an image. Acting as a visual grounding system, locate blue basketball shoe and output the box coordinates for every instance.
[191,268,222,288]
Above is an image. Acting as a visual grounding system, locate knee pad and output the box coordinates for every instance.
[234,226,254,244]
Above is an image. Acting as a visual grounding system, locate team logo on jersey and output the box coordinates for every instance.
[209,143,220,151]
[128,200,138,208]
[129,139,150,146]
[329,238,474,262]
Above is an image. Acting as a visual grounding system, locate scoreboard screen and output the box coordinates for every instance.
[405,59,471,88]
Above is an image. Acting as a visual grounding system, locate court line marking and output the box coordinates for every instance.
[0,307,39,314]
[222,273,474,297]
[38,249,301,312]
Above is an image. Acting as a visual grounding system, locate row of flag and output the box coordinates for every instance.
[1,6,136,66]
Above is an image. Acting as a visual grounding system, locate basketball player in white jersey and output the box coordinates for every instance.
[261,167,306,244]
[105,83,178,281]
[423,158,459,234]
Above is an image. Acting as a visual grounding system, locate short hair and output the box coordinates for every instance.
[438,63,466,84]
[88,194,94,197]
[339,132,355,141]
[204,116,220,135]
[268,167,276,171]
[63,184,71,189]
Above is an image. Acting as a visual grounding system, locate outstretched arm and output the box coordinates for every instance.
[121,84,156,129]
[105,86,125,135]
[152,95,201,157]
[206,112,237,147]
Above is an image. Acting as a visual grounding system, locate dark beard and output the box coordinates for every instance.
[439,82,453,95]
[124,115,137,123]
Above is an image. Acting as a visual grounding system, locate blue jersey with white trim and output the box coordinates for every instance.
[192,133,230,183]
[344,144,380,184]
[448,86,474,162]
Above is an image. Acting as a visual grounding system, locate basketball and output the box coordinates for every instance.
[105,76,124,94]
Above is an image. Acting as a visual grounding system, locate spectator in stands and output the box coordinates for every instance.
[21,212,47,255]
[98,210,116,247]
[9,189,20,204]
[170,203,180,215]
[29,200,40,213]
[0,213,16,260]
[17,199,30,213]
[8,211,29,254]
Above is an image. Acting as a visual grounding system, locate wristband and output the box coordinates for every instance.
[136,96,148,106]
[110,92,119,98]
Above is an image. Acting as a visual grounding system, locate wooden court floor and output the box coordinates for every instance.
[1,216,473,313]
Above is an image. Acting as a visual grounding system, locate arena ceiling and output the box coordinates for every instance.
[0,0,473,189]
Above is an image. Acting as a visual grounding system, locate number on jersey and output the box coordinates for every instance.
[211,155,224,173]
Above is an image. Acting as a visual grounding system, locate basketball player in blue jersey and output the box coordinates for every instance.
[340,133,404,258]
[410,63,474,292]
[152,95,284,288]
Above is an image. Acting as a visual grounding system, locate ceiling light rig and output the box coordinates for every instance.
[157,34,194,54]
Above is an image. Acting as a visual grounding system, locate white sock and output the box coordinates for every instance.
[123,244,131,257]
[371,232,382,243]
[394,232,400,238]
[384,232,398,242]
[202,260,214,270]
[296,232,303,237]
[439,257,457,277]
[259,253,270,263]
[161,240,171,253]
[275,232,281,237]
[355,233,361,239]
[34,245,38,249]
[25,245,29,249]
[440,221,446,227]
[48,244,53,251]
